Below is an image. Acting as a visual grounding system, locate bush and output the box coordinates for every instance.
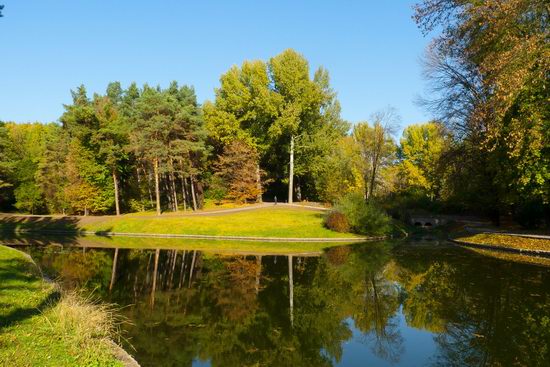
[334,192,391,236]
[324,211,350,233]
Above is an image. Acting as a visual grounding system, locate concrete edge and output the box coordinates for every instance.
[108,340,140,367]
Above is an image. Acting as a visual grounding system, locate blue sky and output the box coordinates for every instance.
[0,1,431,128]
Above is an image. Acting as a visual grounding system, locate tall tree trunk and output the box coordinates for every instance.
[190,176,198,211]
[109,248,119,292]
[180,160,187,211]
[163,174,173,211]
[368,155,378,202]
[154,158,161,215]
[112,169,120,216]
[288,135,294,204]
[169,159,178,212]
[136,166,144,208]
[144,163,154,208]
[288,255,294,327]
[256,163,262,203]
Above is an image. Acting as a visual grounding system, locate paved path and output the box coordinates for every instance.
[0,203,328,221]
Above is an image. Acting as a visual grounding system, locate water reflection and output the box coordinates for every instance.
[6,239,550,367]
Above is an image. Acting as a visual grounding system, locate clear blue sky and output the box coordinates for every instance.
[0,0,431,128]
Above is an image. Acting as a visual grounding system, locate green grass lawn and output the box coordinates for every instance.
[89,208,356,238]
[0,245,124,367]
[2,207,361,239]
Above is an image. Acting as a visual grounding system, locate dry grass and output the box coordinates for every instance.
[0,245,125,367]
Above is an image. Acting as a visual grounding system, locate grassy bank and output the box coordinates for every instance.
[1,207,360,239]
[454,233,550,253]
[0,245,125,366]
[5,235,364,255]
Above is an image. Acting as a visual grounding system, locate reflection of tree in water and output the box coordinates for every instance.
[393,245,550,367]
[339,244,404,364]
[355,271,403,364]
[22,241,550,367]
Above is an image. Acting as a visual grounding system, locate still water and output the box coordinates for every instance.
[7,238,550,367]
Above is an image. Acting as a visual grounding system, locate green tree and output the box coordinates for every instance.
[398,122,448,200]
[415,0,550,225]
[93,85,129,216]
[353,109,399,201]
[132,83,206,215]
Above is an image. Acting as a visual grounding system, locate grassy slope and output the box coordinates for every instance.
[455,233,550,252]
[84,208,354,238]
[4,207,359,239]
[0,245,123,367]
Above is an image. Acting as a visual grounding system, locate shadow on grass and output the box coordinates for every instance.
[0,215,86,246]
[0,255,61,329]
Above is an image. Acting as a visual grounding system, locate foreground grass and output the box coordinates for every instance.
[455,233,550,253]
[0,245,124,367]
[2,207,360,239]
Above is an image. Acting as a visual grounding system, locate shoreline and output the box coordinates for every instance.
[0,245,139,367]
[451,233,550,258]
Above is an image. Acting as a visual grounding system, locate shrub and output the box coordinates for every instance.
[324,211,350,233]
[334,192,391,235]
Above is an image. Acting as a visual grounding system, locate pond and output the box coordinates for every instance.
[4,237,550,366]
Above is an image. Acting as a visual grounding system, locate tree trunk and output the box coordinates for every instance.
[256,163,262,203]
[169,159,178,212]
[154,158,161,215]
[288,135,294,204]
[112,169,120,216]
[144,163,154,209]
[180,161,187,211]
[190,176,198,211]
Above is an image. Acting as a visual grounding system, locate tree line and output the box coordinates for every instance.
[1,0,549,228]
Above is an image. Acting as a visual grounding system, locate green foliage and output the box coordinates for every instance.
[398,122,447,199]
[205,49,347,201]
[334,192,391,235]
[14,182,43,214]
[204,175,227,204]
[415,0,550,226]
